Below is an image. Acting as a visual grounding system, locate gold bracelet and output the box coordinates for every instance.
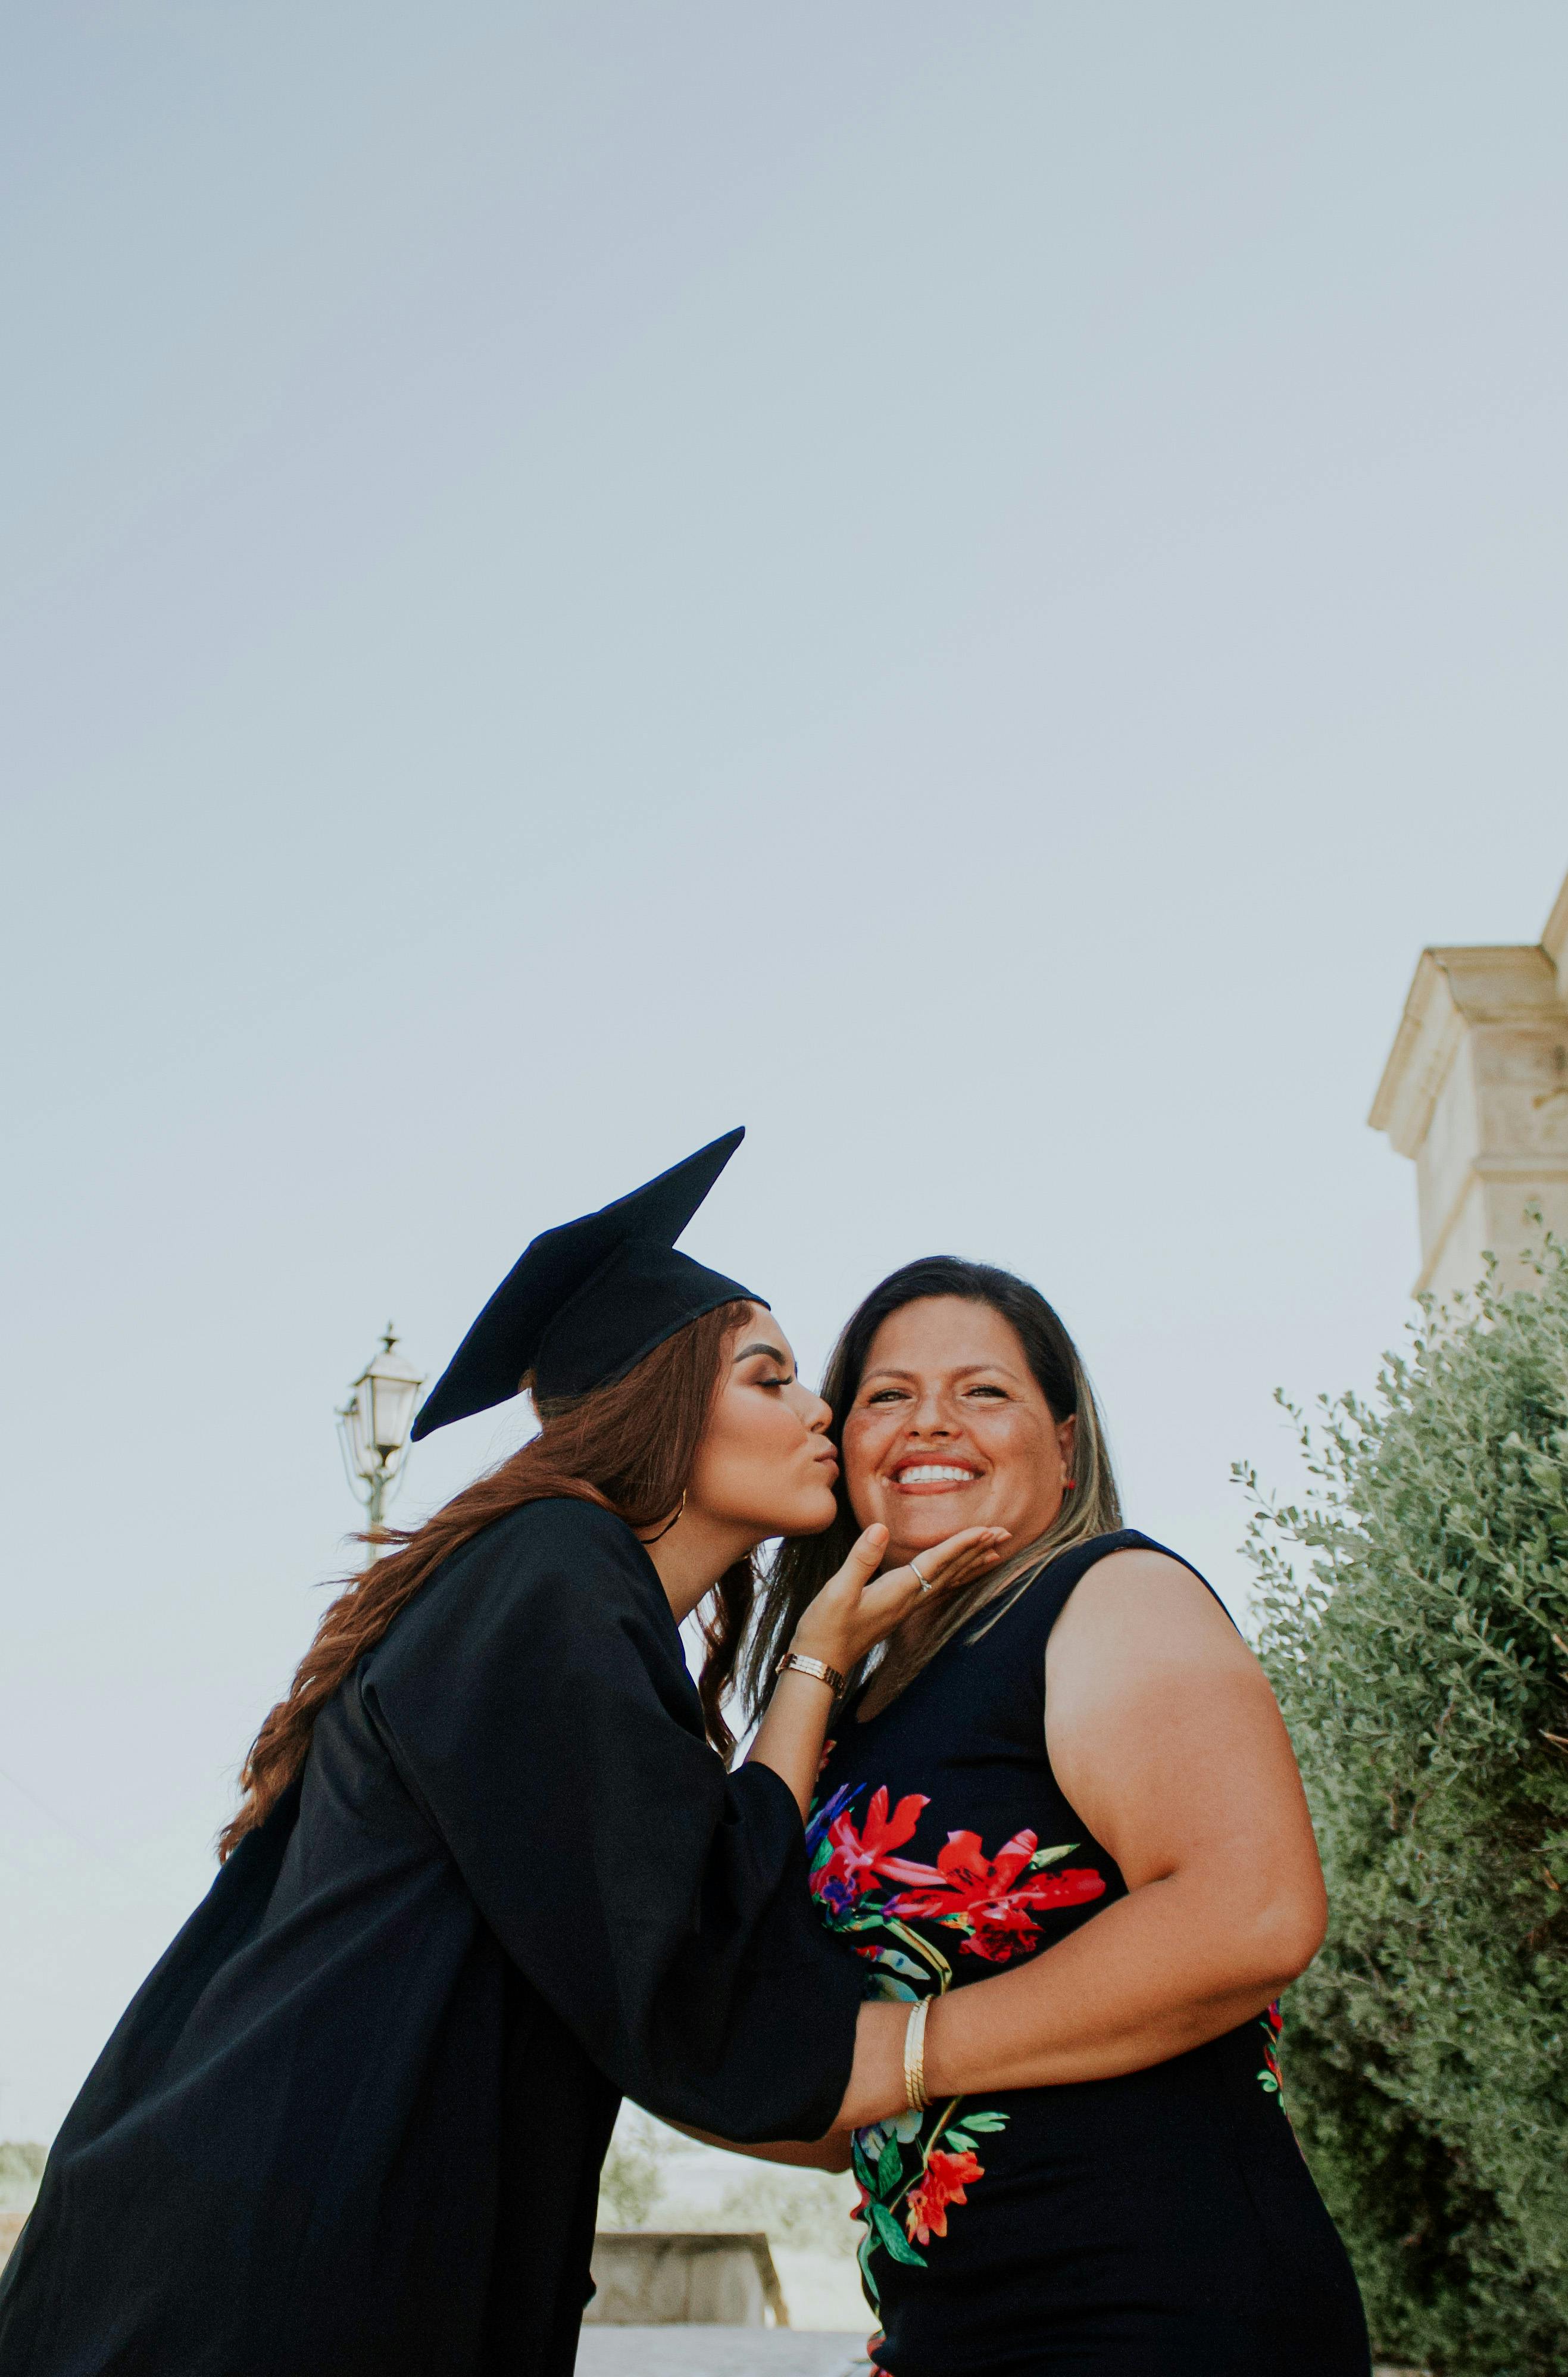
[775,1651,847,1697]
[903,1996,932,2113]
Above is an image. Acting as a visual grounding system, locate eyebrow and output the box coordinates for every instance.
[860,1362,1023,1384]
[736,1340,794,1369]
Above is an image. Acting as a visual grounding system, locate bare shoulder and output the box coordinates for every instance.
[1047,1546,1257,1678]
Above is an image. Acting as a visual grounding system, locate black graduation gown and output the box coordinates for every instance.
[0,1499,863,2377]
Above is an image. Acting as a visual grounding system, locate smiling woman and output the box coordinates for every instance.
[727,1255,1370,2377]
[745,1258,1122,1720]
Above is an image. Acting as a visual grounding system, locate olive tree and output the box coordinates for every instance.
[1239,1241,1568,2376]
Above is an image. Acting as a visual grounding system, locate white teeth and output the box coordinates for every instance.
[897,1465,976,1485]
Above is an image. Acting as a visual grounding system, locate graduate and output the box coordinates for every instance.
[0,1131,1004,2377]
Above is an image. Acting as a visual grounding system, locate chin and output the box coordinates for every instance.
[783,1483,841,1539]
[895,1500,982,1542]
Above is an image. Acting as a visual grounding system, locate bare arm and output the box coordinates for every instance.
[919,1551,1326,2098]
[745,1667,860,1828]
[663,2120,855,2172]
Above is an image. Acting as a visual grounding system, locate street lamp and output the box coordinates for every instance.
[337,1324,425,1551]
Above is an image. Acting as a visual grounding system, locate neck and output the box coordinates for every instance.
[641,1507,757,1624]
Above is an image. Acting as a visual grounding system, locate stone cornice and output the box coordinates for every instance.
[1372,870,1568,1301]
[1369,943,1565,1155]
[1368,949,1463,1155]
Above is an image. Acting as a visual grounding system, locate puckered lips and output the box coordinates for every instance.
[888,1458,982,1496]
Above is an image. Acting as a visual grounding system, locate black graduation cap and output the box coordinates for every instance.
[411,1128,763,1439]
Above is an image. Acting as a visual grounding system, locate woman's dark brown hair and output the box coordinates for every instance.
[218,1299,756,1860]
[739,1256,1121,1723]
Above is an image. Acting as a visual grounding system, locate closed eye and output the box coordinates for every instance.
[735,1339,797,1390]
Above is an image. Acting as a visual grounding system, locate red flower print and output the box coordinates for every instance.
[904,2147,983,2244]
[811,1786,929,1919]
[883,1829,1105,1960]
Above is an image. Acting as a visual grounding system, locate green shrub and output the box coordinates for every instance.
[1239,1244,1568,2376]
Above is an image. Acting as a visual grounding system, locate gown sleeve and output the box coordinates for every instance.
[360,1496,863,2142]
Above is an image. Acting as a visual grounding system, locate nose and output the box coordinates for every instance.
[905,1383,955,1437]
[804,1390,833,1435]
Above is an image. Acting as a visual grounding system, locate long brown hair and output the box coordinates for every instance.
[739,1256,1122,1722]
[219,1299,756,1860]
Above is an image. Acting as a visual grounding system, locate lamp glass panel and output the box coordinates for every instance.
[338,1399,371,1486]
[367,1362,420,1458]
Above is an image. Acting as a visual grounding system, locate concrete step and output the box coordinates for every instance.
[575,2332,870,2377]
[574,2333,1427,2377]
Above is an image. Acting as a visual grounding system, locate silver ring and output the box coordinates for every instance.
[909,1558,932,1594]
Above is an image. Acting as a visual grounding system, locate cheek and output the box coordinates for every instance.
[972,1410,1057,1486]
[839,1415,891,1518]
[693,1398,801,1509]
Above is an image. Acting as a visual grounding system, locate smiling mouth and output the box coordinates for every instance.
[892,1463,979,1487]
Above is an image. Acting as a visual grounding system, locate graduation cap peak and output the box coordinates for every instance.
[411,1128,763,1439]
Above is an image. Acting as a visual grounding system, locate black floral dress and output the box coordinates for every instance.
[807,1528,1370,2377]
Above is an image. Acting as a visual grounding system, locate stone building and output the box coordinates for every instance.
[1370,867,1568,1303]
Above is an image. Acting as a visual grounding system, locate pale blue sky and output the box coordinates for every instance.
[4,1,1567,2136]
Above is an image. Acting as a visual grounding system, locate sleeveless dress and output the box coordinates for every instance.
[806,1529,1370,2377]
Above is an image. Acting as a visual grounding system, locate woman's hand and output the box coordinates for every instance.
[790,1523,1010,1677]
[745,1524,1007,1819]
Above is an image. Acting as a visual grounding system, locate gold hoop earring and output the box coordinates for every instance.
[642,1490,686,1545]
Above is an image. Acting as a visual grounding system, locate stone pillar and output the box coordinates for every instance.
[1369,870,1568,1303]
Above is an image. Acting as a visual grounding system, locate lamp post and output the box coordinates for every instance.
[337,1324,424,1554]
